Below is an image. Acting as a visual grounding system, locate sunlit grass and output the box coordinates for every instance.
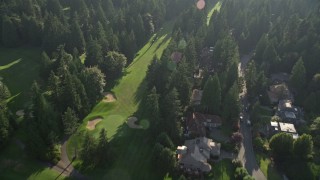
[207,1,222,26]
[0,59,21,70]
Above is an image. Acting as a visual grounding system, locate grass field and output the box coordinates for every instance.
[255,153,282,180]
[207,1,222,26]
[0,47,65,179]
[0,47,41,112]
[206,159,234,180]
[67,21,173,179]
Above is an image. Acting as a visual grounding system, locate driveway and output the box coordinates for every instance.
[238,54,267,180]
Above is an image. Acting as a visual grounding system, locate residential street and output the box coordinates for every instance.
[238,54,267,180]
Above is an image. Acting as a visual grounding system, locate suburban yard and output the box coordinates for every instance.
[255,153,282,180]
[67,21,173,179]
[0,47,65,179]
[206,159,234,180]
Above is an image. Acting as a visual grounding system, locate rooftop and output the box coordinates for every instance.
[279,122,297,133]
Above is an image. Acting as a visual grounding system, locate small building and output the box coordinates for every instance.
[190,89,203,106]
[268,121,299,139]
[186,112,222,137]
[276,100,303,124]
[177,137,221,173]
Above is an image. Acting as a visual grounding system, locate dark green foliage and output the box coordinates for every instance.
[269,133,294,162]
[80,67,106,106]
[62,107,79,135]
[223,83,240,123]
[96,128,109,166]
[0,82,11,100]
[160,88,182,144]
[26,81,61,162]
[100,51,127,81]
[80,132,97,166]
[168,60,192,107]
[42,15,68,54]
[290,58,306,94]
[0,108,10,149]
[201,74,221,115]
[152,143,176,175]
[2,15,20,47]
[146,87,160,136]
[156,132,174,149]
[293,134,313,160]
[85,39,103,67]
[234,167,250,180]
[68,14,86,54]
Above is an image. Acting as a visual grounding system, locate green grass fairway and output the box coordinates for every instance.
[255,153,282,180]
[0,47,41,111]
[207,1,222,26]
[67,21,173,179]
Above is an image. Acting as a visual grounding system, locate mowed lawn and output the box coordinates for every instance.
[255,153,282,180]
[0,47,65,179]
[206,159,234,180]
[67,22,173,179]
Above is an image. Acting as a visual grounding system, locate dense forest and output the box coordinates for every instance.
[1,0,320,179]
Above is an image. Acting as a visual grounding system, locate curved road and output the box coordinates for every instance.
[238,54,267,180]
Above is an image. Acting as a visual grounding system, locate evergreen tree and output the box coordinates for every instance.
[100,51,127,81]
[0,108,10,149]
[80,67,106,106]
[269,133,294,162]
[146,87,160,136]
[80,132,97,166]
[85,39,103,67]
[293,134,313,160]
[161,88,182,144]
[96,128,109,166]
[223,82,240,123]
[290,58,306,94]
[62,107,79,135]
[68,13,86,54]
[201,74,222,115]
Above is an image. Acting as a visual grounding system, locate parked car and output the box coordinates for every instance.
[246,119,251,126]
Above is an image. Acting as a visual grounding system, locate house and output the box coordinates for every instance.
[177,137,221,173]
[268,121,299,139]
[190,89,203,106]
[276,100,303,125]
[267,83,293,104]
[186,112,222,137]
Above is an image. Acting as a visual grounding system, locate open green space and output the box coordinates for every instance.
[67,21,173,179]
[0,47,65,179]
[255,153,282,180]
[0,47,41,112]
[206,159,234,180]
[207,1,222,26]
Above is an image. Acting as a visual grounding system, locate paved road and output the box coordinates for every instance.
[238,54,267,180]
[56,137,87,179]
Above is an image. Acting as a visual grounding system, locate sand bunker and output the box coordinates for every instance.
[103,92,116,102]
[86,118,102,130]
[16,110,25,117]
[127,117,143,129]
